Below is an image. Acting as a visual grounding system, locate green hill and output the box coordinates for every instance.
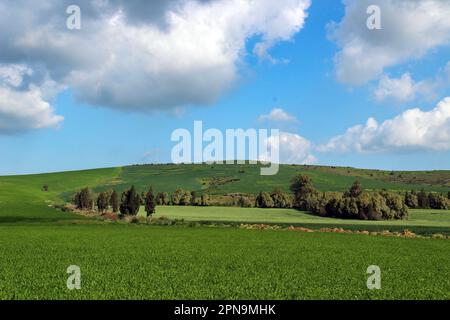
[74,163,450,195]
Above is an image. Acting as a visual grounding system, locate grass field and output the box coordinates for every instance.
[0,224,448,299]
[140,206,450,236]
[94,163,450,195]
[0,164,449,299]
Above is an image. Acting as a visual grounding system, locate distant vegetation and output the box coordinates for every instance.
[70,169,450,221]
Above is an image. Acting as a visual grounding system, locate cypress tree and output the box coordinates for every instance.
[145,187,156,217]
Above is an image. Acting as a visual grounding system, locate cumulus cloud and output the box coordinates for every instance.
[374,64,450,102]
[258,108,298,123]
[0,64,63,134]
[0,0,310,133]
[263,131,316,164]
[0,86,63,134]
[330,0,450,85]
[317,97,450,153]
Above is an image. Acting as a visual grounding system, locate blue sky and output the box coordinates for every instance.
[0,0,450,174]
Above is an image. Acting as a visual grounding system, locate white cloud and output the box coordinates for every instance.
[317,97,450,153]
[330,0,450,85]
[0,64,32,88]
[0,0,311,124]
[0,64,63,133]
[264,131,316,164]
[374,73,422,102]
[374,64,450,102]
[258,108,298,123]
[0,86,63,134]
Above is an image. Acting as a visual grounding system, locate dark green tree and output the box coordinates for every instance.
[73,188,94,210]
[417,189,429,208]
[144,187,156,217]
[347,181,362,197]
[97,191,109,213]
[110,190,119,213]
[119,185,141,216]
[255,191,274,208]
[156,192,170,205]
[289,174,316,210]
[200,194,209,206]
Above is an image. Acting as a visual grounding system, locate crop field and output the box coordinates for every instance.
[0,164,449,300]
[140,206,450,236]
[0,224,449,300]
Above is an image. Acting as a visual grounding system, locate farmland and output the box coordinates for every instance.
[0,225,449,299]
[0,164,449,299]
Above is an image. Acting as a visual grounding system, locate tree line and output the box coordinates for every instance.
[73,185,156,217]
[71,175,449,221]
[289,175,450,220]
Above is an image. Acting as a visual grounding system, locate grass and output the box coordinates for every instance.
[103,164,450,194]
[0,164,449,299]
[0,224,448,300]
[139,206,450,236]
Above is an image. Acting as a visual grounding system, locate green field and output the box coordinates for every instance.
[0,164,449,299]
[93,163,450,195]
[0,225,448,299]
[141,206,450,236]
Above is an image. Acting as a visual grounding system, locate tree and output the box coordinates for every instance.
[190,191,200,206]
[255,192,274,208]
[270,189,293,208]
[156,192,170,205]
[97,191,109,213]
[171,189,191,205]
[448,191,450,200]
[237,196,252,207]
[417,189,429,208]
[347,181,362,197]
[144,187,156,217]
[200,194,209,206]
[289,174,316,210]
[404,191,418,208]
[119,185,141,216]
[73,187,94,210]
[110,190,119,213]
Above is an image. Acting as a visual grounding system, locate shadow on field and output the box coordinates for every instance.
[0,216,72,224]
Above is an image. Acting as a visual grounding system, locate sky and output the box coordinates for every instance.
[0,0,450,175]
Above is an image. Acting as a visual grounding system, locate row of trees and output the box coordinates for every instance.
[289,175,408,220]
[255,189,293,208]
[154,190,210,206]
[73,185,156,217]
[404,189,450,210]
